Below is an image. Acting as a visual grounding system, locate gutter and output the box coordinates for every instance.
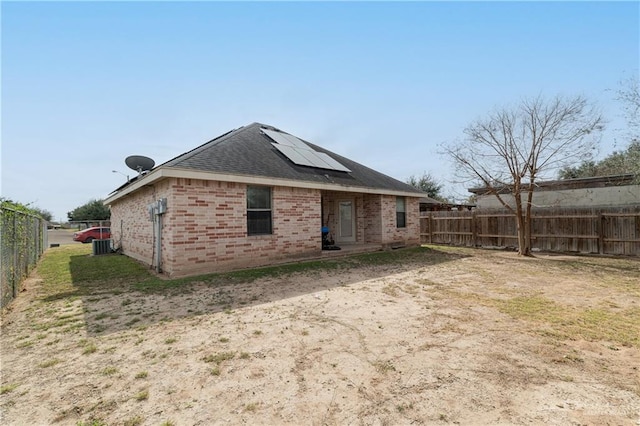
[104,167,425,205]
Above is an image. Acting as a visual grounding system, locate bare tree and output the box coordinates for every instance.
[443,95,604,256]
[617,75,640,140]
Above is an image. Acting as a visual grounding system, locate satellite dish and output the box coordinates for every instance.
[125,155,155,174]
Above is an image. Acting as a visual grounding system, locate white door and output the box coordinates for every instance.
[337,200,356,243]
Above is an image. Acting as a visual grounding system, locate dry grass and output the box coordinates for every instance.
[1,244,638,425]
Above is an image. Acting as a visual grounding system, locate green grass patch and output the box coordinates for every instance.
[495,295,566,322]
[38,358,61,368]
[36,244,457,302]
[493,296,640,347]
[0,383,18,395]
[244,402,258,412]
[135,371,148,379]
[101,366,118,376]
[373,360,396,374]
[123,415,144,426]
[133,246,457,293]
[37,245,152,301]
[82,343,97,354]
[203,352,235,364]
[76,420,107,426]
[134,389,149,401]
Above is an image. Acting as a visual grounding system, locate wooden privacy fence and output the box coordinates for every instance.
[420,206,640,256]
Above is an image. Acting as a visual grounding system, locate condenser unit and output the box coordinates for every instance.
[92,239,112,256]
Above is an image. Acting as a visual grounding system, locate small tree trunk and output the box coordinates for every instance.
[523,185,535,256]
[513,188,527,255]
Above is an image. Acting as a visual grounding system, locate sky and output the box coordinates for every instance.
[2,1,638,222]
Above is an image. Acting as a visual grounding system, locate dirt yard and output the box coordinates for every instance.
[1,245,639,425]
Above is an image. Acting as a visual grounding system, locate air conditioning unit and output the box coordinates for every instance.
[92,239,112,256]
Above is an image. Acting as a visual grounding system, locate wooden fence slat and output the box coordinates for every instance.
[598,213,605,254]
[419,206,640,256]
[432,231,473,236]
[533,234,598,239]
[602,213,640,217]
[530,215,599,219]
[431,216,473,221]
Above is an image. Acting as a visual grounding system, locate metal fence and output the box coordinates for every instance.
[420,206,640,256]
[0,206,48,308]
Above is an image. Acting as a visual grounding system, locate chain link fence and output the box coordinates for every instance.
[0,206,48,308]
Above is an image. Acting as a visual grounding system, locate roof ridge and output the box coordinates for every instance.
[160,123,260,168]
[117,122,425,196]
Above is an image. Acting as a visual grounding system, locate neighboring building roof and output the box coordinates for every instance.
[418,197,476,211]
[106,123,425,203]
[468,174,638,195]
[418,196,442,205]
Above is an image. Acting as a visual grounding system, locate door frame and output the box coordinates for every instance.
[336,199,356,243]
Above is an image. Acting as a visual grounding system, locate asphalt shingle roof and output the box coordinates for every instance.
[161,122,423,194]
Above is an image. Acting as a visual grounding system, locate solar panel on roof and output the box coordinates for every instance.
[316,152,351,172]
[271,143,316,168]
[262,128,309,149]
[262,128,351,172]
[295,147,332,169]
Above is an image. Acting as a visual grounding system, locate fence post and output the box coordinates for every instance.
[472,211,477,247]
[12,212,17,299]
[598,212,605,255]
[429,213,433,244]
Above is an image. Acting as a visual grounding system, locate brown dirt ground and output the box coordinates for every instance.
[1,247,639,425]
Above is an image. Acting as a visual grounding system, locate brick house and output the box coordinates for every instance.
[105,123,424,277]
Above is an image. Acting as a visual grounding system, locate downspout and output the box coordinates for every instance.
[155,213,162,273]
[155,198,167,274]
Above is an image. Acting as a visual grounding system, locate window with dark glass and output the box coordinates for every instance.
[247,186,272,235]
[396,197,406,228]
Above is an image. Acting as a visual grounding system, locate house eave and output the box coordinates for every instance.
[104,166,424,205]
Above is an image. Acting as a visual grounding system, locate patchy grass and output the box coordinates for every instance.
[76,420,107,426]
[490,295,640,347]
[134,389,149,401]
[37,245,151,300]
[203,352,235,364]
[38,359,61,368]
[82,342,98,355]
[0,383,18,395]
[243,402,258,412]
[3,243,640,424]
[123,415,144,426]
[374,360,397,374]
[135,371,148,379]
[35,245,459,302]
[101,367,118,376]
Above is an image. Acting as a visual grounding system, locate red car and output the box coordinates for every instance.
[73,227,111,243]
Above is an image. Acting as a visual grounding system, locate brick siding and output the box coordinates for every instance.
[109,177,420,277]
[379,195,420,246]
